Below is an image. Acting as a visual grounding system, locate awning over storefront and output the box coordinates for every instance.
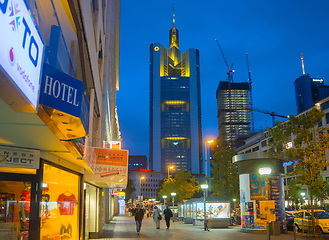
[84,147,128,189]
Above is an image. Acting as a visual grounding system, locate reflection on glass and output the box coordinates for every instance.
[0,181,31,240]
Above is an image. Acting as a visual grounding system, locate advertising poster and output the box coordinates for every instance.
[84,148,128,188]
[250,173,268,200]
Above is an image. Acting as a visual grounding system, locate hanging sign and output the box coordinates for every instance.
[0,146,40,169]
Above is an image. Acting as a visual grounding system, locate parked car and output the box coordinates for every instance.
[294,210,329,234]
[285,207,297,216]
[286,212,295,231]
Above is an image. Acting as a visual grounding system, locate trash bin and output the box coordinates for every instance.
[270,221,281,236]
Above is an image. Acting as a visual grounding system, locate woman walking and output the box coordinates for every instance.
[134,204,144,235]
[153,206,161,229]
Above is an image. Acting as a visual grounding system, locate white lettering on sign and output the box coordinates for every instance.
[0,0,44,109]
[43,75,80,107]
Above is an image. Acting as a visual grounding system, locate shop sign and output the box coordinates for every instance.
[84,148,128,187]
[140,169,151,172]
[0,146,40,169]
[40,63,89,131]
[0,0,44,109]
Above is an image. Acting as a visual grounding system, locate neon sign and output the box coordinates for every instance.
[140,169,151,172]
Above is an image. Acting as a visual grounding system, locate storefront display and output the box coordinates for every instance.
[196,202,230,219]
[40,163,80,240]
[0,181,32,240]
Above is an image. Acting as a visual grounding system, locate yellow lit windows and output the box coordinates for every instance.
[161,137,191,148]
[161,101,190,111]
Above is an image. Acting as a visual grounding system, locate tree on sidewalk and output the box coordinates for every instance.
[123,178,136,202]
[158,168,200,202]
[268,107,329,235]
[209,147,239,200]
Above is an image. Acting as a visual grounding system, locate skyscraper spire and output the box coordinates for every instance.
[173,3,175,27]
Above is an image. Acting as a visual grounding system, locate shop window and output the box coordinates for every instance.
[0,181,32,239]
[40,163,80,240]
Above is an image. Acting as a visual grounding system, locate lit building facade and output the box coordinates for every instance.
[294,74,329,114]
[216,81,250,149]
[149,15,202,174]
[0,0,122,239]
[128,155,148,173]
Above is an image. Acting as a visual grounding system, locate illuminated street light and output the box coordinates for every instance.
[171,192,176,222]
[204,139,214,197]
[140,176,145,206]
[201,184,208,231]
[163,195,167,206]
[168,166,174,179]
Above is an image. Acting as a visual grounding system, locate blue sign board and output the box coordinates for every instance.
[39,63,89,131]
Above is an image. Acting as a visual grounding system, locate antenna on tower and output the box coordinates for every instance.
[173,3,175,27]
[301,53,305,75]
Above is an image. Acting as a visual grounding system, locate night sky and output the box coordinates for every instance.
[117,0,329,163]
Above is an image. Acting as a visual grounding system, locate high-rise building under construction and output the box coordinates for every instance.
[149,7,203,174]
[216,81,250,149]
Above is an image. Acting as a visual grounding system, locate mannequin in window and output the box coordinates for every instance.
[20,182,31,231]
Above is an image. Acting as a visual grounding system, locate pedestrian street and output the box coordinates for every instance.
[91,214,321,240]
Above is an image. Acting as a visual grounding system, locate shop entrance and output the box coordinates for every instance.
[0,173,39,240]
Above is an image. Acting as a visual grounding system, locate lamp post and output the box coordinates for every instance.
[259,167,272,240]
[163,195,167,207]
[168,166,174,179]
[201,184,209,231]
[204,139,214,197]
[171,192,176,222]
[140,176,144,207]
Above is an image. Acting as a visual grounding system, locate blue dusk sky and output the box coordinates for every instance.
[117,0,329,160]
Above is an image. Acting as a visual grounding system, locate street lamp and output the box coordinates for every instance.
[163,195,167,207]
[259,167,272,240]
[171,192,176,222]
[140,176,145,207]
[168,166,174,179]
[201,184,208,231]
[204,139,214,197]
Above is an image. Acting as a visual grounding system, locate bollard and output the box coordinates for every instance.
[267,221,271,240]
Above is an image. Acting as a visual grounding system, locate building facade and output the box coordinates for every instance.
[294,74,329,114]
[216,81,250,149]
[0,0,123,239]
[235,96,329,205]
[149,15,202,174]
[128,155,148,173]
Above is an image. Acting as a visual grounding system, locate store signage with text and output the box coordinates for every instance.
[40,63,89,131]
[0,0,44,109]
[0,146,40,169]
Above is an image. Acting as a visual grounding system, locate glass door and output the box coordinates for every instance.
[0,180,32,240]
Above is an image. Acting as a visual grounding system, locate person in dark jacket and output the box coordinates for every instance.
[134,204,144,235]
[163,205,173,229]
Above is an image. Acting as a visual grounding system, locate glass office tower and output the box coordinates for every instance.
[149,20,202,174]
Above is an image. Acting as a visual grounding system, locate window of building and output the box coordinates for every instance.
[252,146,259,152]
[261,140,267,147]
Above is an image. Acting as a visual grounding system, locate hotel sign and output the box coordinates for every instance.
[0,0,44,110]
[0,146,40,169]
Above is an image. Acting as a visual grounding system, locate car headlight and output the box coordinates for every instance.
[324,223,329,226]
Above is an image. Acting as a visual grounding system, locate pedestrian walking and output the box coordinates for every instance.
[153,206,161,229]
[163,205,173,229]
[146,208,149,218]
[134,204,144,235]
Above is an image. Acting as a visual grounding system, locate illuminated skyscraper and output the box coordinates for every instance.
[216,81,250,149]
[149,8,202,174]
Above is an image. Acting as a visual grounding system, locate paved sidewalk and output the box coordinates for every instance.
[92,214,327,240]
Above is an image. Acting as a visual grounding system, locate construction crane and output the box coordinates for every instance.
[251,107,289,127]
[215,39,234,148]
[246,53,255,133]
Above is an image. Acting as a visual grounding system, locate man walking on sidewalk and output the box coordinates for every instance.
[134,204,144,235]
[153,206,161,229]
[164,206,173,229]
